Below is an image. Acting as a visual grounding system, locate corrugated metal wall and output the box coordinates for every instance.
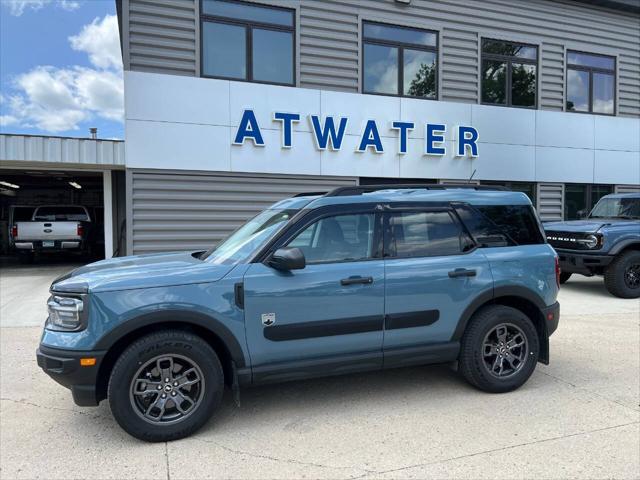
[615,185,640,194]
[536,183,564,220]
[128,170,357,254]
[126,0,199,76]
[0,134,125,167]
[120,0,640,117]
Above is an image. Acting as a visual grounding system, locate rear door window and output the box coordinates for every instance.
[385,210,473,258]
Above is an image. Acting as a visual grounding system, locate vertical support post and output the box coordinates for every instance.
[103,170,114,259]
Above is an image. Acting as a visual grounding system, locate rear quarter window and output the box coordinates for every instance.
[456,204,544,246]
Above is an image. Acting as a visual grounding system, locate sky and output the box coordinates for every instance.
[0,0,124,139]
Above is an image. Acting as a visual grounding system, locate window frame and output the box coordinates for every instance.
[199,0,296,87]
[382,205,476,259]
[566,50,616,116]
[480,37,539,109]
[361,20,439,100]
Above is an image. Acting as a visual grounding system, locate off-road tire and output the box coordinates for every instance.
[459,305,539,393]
[559,272,572,284]
[108,330,224,442]
[604,250,640,299]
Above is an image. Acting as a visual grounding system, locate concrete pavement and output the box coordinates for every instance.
[0,265,638,479]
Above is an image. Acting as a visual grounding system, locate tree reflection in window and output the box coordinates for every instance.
[363,22,438,99]
[481,39,537,108]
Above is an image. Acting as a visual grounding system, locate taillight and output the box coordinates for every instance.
[77,224,84,237]
[11,225,17,238]
[555,256,561,288]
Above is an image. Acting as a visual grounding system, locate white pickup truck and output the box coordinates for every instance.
[11,205,92,262]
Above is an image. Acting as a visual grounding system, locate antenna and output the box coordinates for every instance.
[467,169,476,184]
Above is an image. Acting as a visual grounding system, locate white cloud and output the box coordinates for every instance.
[59,0,81,11]
[3,0,80,16]
[69,14,122,71]
[2,14,123,133]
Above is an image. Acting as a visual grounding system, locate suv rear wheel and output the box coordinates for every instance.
[108,330,224,442]
[459,305,539,393]
[604,250,640,299]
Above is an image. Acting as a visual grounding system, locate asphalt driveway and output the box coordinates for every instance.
[0,264,638,479]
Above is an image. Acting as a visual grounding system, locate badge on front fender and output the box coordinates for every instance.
[261,313,276,327]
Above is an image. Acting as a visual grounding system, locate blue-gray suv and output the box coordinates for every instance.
[545,193,640,298]
[37,185,560,441]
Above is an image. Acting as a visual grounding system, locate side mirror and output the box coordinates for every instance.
[268,247,306,271]
[576,209,588,219]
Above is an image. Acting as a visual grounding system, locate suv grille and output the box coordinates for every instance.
[546,231,596,250]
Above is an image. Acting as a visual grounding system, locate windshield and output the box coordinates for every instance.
[202,209,297,265]
[590,197,640,219]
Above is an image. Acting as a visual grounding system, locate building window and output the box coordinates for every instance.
[564,184,613,220]
[362,22,438,99]
[200,0,295,86]
[566,51,615,115]
[481,181,536,205]
[481,39,538,108]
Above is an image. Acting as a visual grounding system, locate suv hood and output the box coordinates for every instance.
[543,220,609,234]
[51,252,235,293]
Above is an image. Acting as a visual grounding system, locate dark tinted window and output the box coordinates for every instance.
[252,29,293,84]
[202,0,293,26]
[202,22,246,79]
[386,211,472,258]
[363,22,438,99]
[566,51,615,115]
[481,39,537,108]
[475,205,544,245]
[201,0,294,86]
[287,214,375,264]
[363,23,436,47]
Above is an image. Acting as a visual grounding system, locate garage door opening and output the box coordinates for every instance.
[1,170,107,266]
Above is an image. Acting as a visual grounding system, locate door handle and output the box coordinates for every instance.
[340,276,374,286]
[448,268,477,278]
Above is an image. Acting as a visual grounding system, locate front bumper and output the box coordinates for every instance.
[36,345,106,406]
[555,249,613,275]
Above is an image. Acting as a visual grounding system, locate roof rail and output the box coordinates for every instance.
[324,184,508,197]
[292,191,329,197]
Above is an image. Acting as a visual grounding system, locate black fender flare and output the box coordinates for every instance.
[94,309,247,368]
[609,240,640,256]
[451,285,547,342]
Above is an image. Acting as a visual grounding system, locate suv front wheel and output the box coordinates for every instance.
[108,330,224,442]
[459,305,539,393]
[604,250,640,299]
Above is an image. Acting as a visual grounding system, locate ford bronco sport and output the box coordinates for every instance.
[37,185,560,441]
[545,193,640,298]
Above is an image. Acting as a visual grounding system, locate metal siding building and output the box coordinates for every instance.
[123,0,640,253]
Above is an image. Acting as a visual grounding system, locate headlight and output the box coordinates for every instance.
[46,295,85,331]
[580,234,600,249]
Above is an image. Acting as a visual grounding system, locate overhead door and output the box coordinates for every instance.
[128,170,357,255]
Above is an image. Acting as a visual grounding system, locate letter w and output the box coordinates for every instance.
[309,115,348,150]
